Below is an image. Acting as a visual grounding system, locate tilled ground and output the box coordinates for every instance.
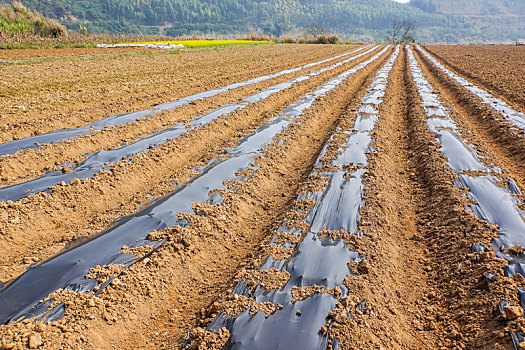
[0,44,524,350]
[0,47,150,60]
[0,44,349,143]
[424,45,525,113]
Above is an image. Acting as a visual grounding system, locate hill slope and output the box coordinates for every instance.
[13,0,525,43]
[411,0,525,43]
[413,0,525,16]
[0,1,65,36]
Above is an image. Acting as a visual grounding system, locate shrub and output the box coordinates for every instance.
[327,34,340,44]
[311,34,340,44]
[298,37,312,44]
[315,33,329,44]
[246,32,271,42]
[280,35,296,44]
[294,34,341,45]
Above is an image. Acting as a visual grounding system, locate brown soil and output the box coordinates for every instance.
[0,44,353,143]
[0,44,524,350]
[425,45,525,112]
[412,46,525,348]
[415,47,525,196]
[0,45,379,282]
[0,47,150,60]
[0,46,367,187]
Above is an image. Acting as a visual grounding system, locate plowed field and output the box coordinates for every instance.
[424,45,525,112]
[0,44,524,350]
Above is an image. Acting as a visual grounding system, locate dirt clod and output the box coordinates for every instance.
[503,305,524,321]
[28,334,42,349]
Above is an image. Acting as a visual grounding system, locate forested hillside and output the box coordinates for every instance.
[411,0,525,16]
[410,0,525,43]
[10,0,525,43]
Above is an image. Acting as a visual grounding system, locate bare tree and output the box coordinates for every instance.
[389,19,404,44]
[400,20,416,44]
[389,19,416,44]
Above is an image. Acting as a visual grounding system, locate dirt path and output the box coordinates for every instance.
[0,44,524,350]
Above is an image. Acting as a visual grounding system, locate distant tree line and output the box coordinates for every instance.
[12,0,523,43]
[17,0,461,36]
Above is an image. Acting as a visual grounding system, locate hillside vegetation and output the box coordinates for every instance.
[411,0,525,43]
[11,0,525,43]
[0,1,65,37]
[411,0,525,16]
[17,0,450,37]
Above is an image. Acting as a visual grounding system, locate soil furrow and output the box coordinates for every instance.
[0,47,382,266]
[417,47,525,128]
[403,46,515,349]
[1,45,361,157]
[0,45,368,159]
[423,45,525,112]
[0,46,389,282]
[1,43,522,350]
[333,45,434,349]
[319,45,433,349]
[0,45,392,350]
[0,45,354,143]
[412,46,525,195]
[0,46,387,325]
[409,46,525,349]
[108,43,394,350]
[0,46,371,188]
[182,47,416,350]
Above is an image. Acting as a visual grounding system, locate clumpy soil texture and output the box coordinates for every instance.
[425,45,525,112]
[0,44,524,350]
[0,44,349,142]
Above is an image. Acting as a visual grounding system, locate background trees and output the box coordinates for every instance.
[12,0,525,43]
[388,19,416,44]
